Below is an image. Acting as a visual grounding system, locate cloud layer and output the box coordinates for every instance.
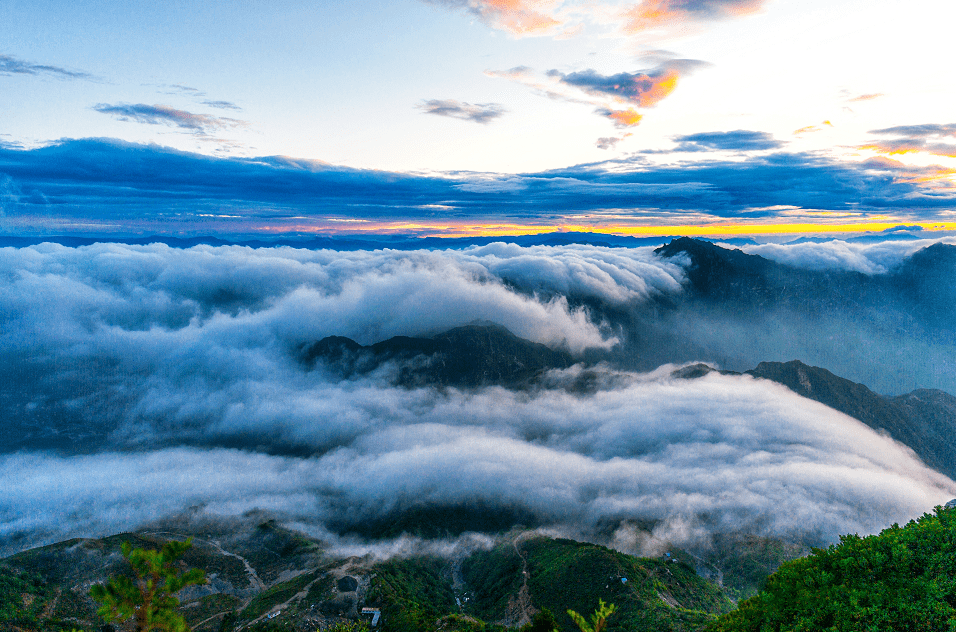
[1,241,954,557]
[3,139,955,232]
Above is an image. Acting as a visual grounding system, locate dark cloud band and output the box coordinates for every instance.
[0,138,954,229]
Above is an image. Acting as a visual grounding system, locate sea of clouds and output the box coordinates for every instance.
[1,239,953,557]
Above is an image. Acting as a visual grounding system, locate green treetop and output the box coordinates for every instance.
[90,537,206,632]
[708,505,956,632]
[568,599,616,632]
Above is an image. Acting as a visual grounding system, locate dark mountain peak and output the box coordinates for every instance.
[434,322,519,344]
[891,242,956,328]
[670,362,740,380]
[908,241,956,265]
[655,237,770,271]
[654,238,787,304]
[894,242,956,281]
[299,323,573,389]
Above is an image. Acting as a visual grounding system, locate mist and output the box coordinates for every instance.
[1,239,954,557]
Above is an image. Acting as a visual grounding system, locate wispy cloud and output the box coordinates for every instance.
[0,53,93,80]
[596,133,633,149]
[92,103,247,135]
[847,92,884,103]
[622,0,765,32]
[793,120,833,135]
[861,123,956,159]
[425,0,563,36]
[424,0,768,39]
[417,99,507,124]
[202,100,242,111]
[870,124,956,138]
[672,130,783,152]
[162,84,206,96]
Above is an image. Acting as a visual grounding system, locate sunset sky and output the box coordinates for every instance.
[2,0,956,237]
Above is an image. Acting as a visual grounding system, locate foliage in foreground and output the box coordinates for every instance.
[90,538,206,632]
[568,599,616,632]
[708,505,956,632]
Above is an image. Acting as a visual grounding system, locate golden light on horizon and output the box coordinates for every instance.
[285,218,956,239]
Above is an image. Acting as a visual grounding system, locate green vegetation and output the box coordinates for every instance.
[325,622,371,632]
[568,599,616,632]
[90,537,206,632]
[708,506,956,631]
[366,556,457,632]
[520,609,561,632]
[238,568,320,621]
[704,534,807,599]
[182,593,242,630]
[239,520,322,585]
[436,613,487,631]
[462,542,525,620]
[0,566,56,629]
[523,537,734,632]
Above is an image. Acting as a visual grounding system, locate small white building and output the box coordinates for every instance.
[361,607,382,627]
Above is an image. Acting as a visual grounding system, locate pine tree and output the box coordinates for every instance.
[90,538,206,632]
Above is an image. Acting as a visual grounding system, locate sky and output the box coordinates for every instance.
[2,0,956,237]
[3,3,956,562]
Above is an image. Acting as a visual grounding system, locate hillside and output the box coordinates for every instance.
[0,522,743,632]
[707,504,956,631]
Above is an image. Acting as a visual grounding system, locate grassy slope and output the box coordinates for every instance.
[366,556,459,632]
[522,537,735,632]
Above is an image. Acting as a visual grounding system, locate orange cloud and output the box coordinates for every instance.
[623,0,764,32]
[860,139,956,159]
[793,120,833,135]
[550,65,688,108]
[602,109,643,127]
[483,0,561,34]
[432,0,562,36]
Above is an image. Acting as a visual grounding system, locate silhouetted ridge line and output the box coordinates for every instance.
[299,323,574,388]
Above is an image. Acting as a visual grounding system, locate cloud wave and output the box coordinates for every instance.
[1,241,954,558]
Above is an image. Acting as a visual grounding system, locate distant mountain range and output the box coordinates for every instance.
[0,231,702,252]
[654,237,956,326]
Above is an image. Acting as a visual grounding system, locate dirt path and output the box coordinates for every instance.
[141,530,267,593]
[235,575,325,631]
[503,534,535,627]
[193,610,233,630]
[206,539,267,593]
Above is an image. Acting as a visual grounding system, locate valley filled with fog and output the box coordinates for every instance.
[2,237,954,557]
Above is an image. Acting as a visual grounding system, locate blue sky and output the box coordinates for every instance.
[2,0,956,237]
